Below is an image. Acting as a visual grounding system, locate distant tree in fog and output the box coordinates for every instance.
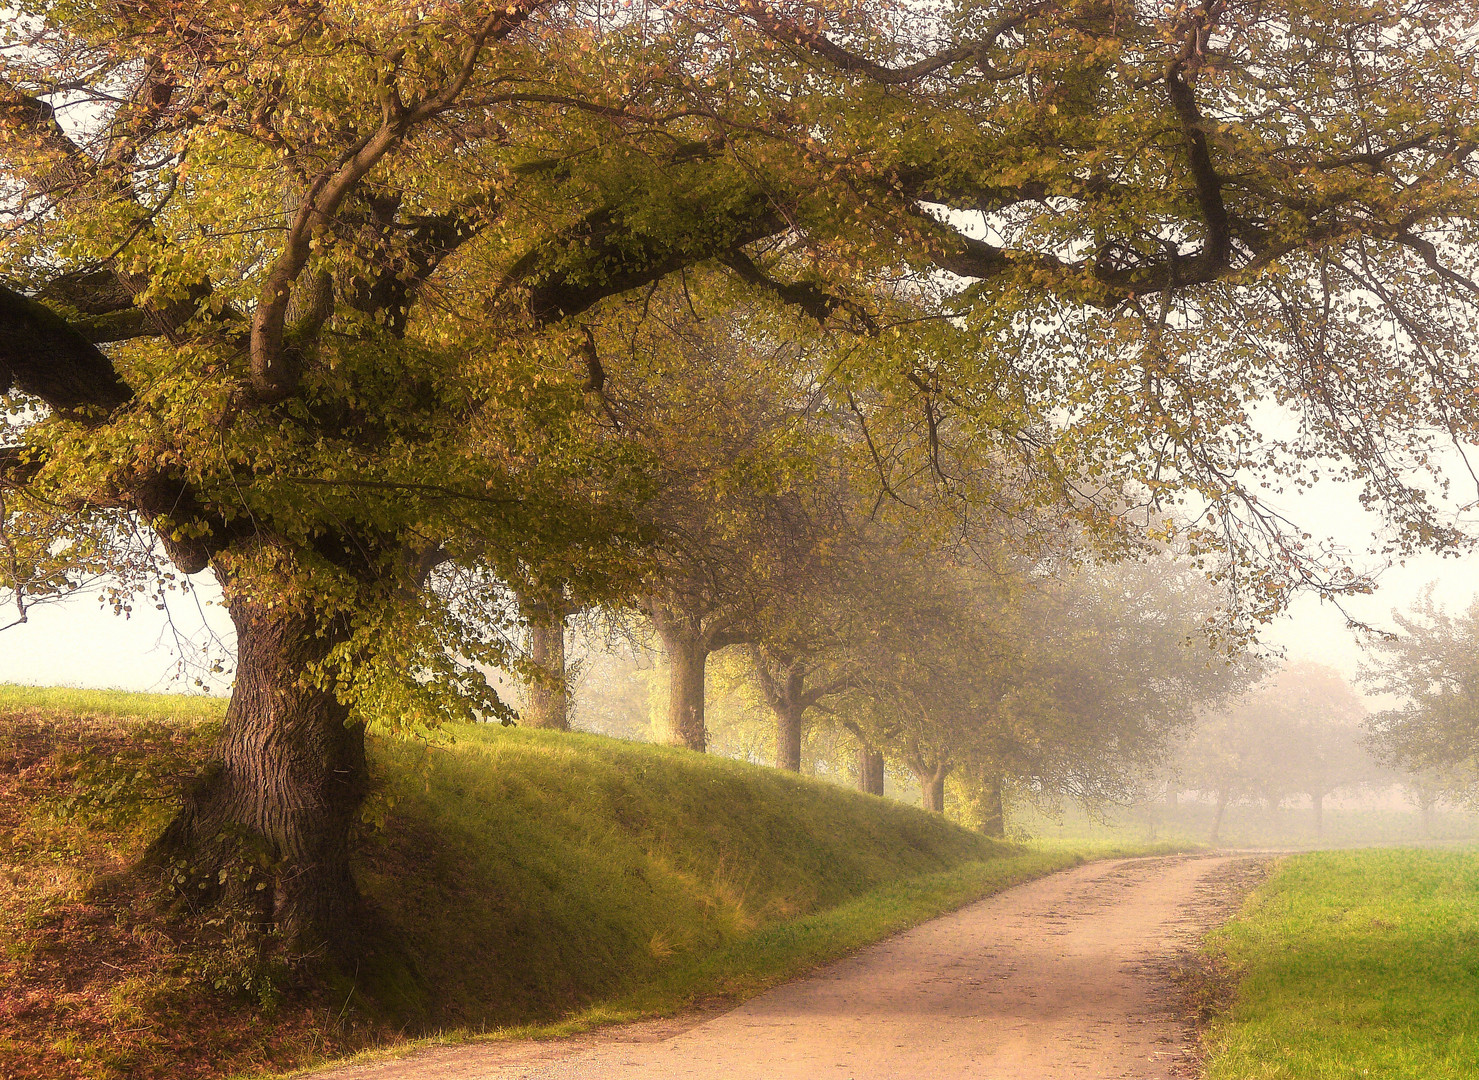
[1177,662,1372,842]
[1362,588,1479,807]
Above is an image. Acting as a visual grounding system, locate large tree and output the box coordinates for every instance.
[584,291,849,751]
[6,0,1479,957]
[1275,663,1370,833]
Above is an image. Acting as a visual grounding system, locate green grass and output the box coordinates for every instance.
[1019,834,1203,859]
[0,683,227,722]
[358,724,1050,1028]
[1202,848,1479,1079]
[3,694,1112,1080]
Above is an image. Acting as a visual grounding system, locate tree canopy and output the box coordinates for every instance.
[1363,587,1479,802]
[6,0,1479,955]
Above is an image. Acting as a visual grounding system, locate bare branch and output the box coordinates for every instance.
[732,0,1040,84]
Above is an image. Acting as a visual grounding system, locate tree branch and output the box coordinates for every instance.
[1162,66,1232,283]
[511,198,788,323]
[720,247,876,330]
[0,284,133,415]
[733,1,1041,84]
[249,4,544,403]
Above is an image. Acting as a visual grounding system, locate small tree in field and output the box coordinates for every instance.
[1362,588,1479,808]
[1178,662,1370,841]
[1275,664,1370,834]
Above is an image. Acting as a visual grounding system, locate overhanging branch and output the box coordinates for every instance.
[0,284,133,415]
[733,0,1042,84]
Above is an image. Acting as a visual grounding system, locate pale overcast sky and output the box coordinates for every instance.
[0,577,233,694]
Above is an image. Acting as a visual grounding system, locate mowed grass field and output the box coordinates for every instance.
[1202,848,1479,1079]
[0,685,1088,1080]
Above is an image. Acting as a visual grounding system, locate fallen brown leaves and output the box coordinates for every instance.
[0,714,379,1080]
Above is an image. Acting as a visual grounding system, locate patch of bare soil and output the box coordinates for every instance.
[312,853,1271,1080]
[1156,855,1276,1065]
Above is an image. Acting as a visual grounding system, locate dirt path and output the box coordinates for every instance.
[318,853,1267,1080]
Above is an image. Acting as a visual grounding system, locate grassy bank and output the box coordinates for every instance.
[359,724,1036,1029]
[0,683,227,722]
[0,689,1088,1080]
[1201,848,1479,1079]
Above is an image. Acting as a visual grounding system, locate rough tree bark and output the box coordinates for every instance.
[857,746,885,796]
[775,698,803,772]
[523,606,570,731]
[651,614,708,751]
[757,656,808,772]
[979,773,1005,837]
[149,583,366,958]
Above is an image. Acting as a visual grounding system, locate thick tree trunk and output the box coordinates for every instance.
[775,702,803,772]
[921,773,946,813]
[524,611,569,730]
[1419,794,1435,838]
[768,660,810,772]
[857,746,885,796]
[150,593,366,958]
[653,617,708,751]
[1311,791,1325,835]
[909,761,947,812]
[905,744,950,813]
[1209,788,1230,845]
[979,774,1005,838]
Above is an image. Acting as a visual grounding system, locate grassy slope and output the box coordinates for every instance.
[0,687,1086,1080]
[362,725,1040,1028]
[1201,849,1479,1079]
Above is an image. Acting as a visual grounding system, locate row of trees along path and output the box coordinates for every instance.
[503,289,1248,817]
[6,0,1479,969]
